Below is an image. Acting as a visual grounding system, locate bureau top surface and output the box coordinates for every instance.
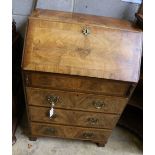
[22,9,142,82]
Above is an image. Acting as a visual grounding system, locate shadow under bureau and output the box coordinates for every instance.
[22,9,142,146]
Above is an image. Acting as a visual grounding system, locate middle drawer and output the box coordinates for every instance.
[29,106,119,129]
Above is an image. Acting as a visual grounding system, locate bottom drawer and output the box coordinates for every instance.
[31,122,112,142]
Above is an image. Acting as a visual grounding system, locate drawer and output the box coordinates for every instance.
[26,87,128,114]
[31,122,111,142]
[29,106,119,129]
[24,71,131,97]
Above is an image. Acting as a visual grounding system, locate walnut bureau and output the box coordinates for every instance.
[22,9,142,146]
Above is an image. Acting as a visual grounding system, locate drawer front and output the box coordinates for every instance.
[24,71,130,97]
[31,122,111,142]
[26,87,128,114]
[29,106,119,129]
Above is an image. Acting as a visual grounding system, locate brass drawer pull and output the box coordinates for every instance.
[46,110,57,119]
[87,117,99,125]
[93,101,105,109]
[46,95,60,104]
[83,132,94,139]
[43,127,56,135]
[82,27,90,36]
[46,95,60,119]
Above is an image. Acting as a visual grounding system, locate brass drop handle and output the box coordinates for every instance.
[46,95,59,104]
[93,101,105,109]
[46,95,59,119]
[83,132,94,139]
[82,27,91,36]
[43,127,56,135]
[87,117,99,125]
[46,110,57,119]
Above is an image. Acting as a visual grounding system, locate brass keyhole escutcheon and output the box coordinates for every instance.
[82,27,90,36]
[87,117,99,125]
[83,132,94,139]
[93,101,105,109]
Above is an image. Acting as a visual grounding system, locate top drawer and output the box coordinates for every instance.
[24,71,131,97]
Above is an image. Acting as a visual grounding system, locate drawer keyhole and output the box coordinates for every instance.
[83,132,94,139]
[93,101,105,109]
[87,117,99,125]
[82,27,91,36]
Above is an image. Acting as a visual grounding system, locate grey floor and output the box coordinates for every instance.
[13,126,142,155]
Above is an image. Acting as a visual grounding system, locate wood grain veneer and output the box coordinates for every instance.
[22,9,142,146]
